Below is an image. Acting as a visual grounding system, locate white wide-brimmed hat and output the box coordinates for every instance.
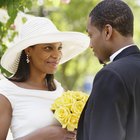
[1,17,90,74]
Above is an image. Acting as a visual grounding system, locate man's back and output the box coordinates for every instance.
[77,46,140,140]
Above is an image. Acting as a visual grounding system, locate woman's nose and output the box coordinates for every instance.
[51,50,62,59]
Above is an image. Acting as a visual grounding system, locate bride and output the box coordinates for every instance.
[0,17,89,140]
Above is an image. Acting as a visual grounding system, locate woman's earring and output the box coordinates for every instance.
[26,54,30,63]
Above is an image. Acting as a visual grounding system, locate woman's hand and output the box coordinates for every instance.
[48,125,77,140]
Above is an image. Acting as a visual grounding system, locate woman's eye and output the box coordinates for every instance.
[58,46,62,51]
[88,33,93,38]
[43,45,62,51]
[44,46,52,50]
[88,35,91,38]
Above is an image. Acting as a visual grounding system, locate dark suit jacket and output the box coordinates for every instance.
[77,46,140,140]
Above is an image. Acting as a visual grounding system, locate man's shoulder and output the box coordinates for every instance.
[97,55,140,78]
[106,55,140,70]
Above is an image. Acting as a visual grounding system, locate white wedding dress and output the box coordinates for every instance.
[7,130,13,140]
[0,78,64,139]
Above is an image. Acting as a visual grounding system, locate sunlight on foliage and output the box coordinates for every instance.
[0,0,140,91]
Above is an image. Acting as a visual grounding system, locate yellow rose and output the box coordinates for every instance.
[51,97,63,110]
[61,94,76,109]
[62,91,73,97]
[71,91,89,101]
[71,100,85,115]
[54,106,71,128]
[67,113,79,131]
[81,94,89,103]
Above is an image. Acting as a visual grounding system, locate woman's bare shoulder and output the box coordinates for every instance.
[0,94,12,140]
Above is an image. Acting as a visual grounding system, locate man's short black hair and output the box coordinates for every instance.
[89,0,134,36]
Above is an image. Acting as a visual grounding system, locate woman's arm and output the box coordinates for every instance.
[0,94,12,140]
[16,125,76,140]
[0,94,76,140]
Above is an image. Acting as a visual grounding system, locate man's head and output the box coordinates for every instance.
[87,0,134,64]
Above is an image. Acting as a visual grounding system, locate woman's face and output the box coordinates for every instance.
[26,42,62,75]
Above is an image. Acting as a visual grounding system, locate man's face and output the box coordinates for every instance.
[87,17,110,64]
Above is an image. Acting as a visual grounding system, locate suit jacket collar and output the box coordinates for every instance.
[113,45,140,61]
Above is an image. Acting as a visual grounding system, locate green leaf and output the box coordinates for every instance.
[0,0,7,7]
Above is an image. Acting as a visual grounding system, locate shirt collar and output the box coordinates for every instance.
[110,44,135,62]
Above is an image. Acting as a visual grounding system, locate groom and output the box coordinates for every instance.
[77,0,140,140]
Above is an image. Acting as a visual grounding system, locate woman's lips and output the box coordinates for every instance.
[47,61,59,68]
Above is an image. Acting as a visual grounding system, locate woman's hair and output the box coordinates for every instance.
[89,0,134,37]
[8,49,56,91]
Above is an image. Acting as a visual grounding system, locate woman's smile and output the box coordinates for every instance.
[46,60,59,69]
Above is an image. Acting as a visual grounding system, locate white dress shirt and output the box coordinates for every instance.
[110,44,135,62]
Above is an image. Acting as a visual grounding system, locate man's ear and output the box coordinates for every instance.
[104,24,113,40]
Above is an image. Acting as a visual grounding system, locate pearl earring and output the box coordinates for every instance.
[26,54,30,63]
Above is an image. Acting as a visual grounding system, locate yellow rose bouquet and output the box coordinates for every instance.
[51,90,89,131]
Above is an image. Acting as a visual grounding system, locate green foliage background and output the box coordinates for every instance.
[0,0,140,91]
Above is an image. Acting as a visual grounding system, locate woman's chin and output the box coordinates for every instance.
[46,70,57,75]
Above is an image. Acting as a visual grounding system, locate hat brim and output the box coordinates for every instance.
[1,32,89,74]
